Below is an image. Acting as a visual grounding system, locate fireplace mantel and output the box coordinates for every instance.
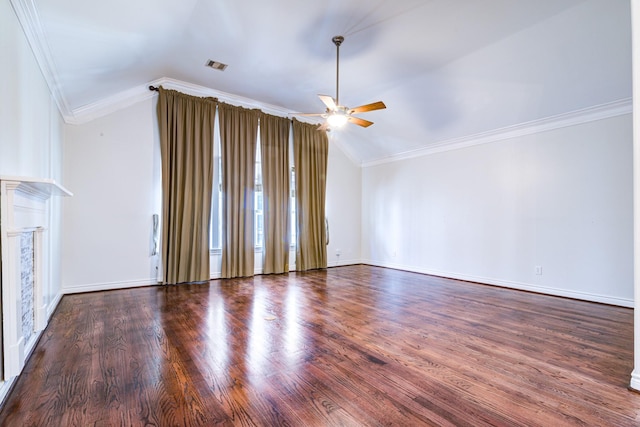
[1,174,71,205]
[0,176,72,381]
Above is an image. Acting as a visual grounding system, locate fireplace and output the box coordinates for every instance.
[0,177,71,381]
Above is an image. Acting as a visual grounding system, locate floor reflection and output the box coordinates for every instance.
[206,292,229,376]
[284,284,302,359]
[247,284,269,383]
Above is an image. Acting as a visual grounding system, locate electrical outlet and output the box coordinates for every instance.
[535,266,542,275]
[336,249,342,256]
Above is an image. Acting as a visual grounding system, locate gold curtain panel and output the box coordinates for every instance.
[157,88,217,285]
[293,118,328,271]
[260,113,291,274]
[219,103,260,278]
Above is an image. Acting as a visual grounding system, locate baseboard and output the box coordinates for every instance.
[362,260,634,308]
[62,278,158,294]
[630,370,640,392]
[59,261,629,308]
[47,291,63,319]
[207,259,363,279]
[327,258,363,268]
[0,375,17,410]
[0,298,57,409]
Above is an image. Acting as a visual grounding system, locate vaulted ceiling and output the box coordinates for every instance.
[14,0,631,164]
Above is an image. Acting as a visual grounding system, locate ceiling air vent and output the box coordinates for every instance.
[205,60,228,71]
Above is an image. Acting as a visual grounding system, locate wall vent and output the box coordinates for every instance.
[205,60,228,71]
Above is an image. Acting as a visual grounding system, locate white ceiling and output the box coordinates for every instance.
[15,0,632,164]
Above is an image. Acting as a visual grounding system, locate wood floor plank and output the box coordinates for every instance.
[0,265,639,426]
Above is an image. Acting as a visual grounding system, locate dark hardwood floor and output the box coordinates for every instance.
[0,265,638,426]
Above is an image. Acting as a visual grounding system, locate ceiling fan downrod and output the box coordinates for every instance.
[332,35,344,106]
[294,34,384,130]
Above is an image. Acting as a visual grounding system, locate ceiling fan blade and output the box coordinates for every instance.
[295,112,325,117]
[317,122,330,131]
[348,101,386,114]
[348,116,374,128]
[318,94,337,110]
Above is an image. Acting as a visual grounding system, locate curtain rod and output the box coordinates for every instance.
[147,84,321,129]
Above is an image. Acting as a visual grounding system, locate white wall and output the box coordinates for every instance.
[362,113,633,306]
[0,1,63,181]
[0,0,65,312]
[62,98,161,292]
[62,97,362,290]
[326,139,362,266]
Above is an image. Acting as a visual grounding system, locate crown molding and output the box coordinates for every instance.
[362,98,633,168]
[66,77,326,126]
[65,82,158,125]
[10,0,73,121]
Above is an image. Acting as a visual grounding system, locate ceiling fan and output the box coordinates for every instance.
[298,35,386,130]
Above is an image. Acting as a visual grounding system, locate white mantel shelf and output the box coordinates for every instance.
[0,176,73,199]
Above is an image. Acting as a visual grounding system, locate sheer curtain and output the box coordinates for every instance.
[157,87,217,285]
[218,103,260,278]
[260,113,291,274]
[292,118,328,271]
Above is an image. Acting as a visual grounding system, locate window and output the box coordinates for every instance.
[209,130,265,251]
[210,122,295,252]
[290,166,296,248]
[209,157,223,250]
[210,119,222,250]
[255,139,264,249]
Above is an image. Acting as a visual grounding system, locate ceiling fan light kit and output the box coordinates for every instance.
[327,108,348,127]
[297,35,386,130]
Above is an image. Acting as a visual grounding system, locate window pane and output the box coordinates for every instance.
[210,112,222,250]
[210,155,222,249]
[255,138,263,248]
[290,166,296,247]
